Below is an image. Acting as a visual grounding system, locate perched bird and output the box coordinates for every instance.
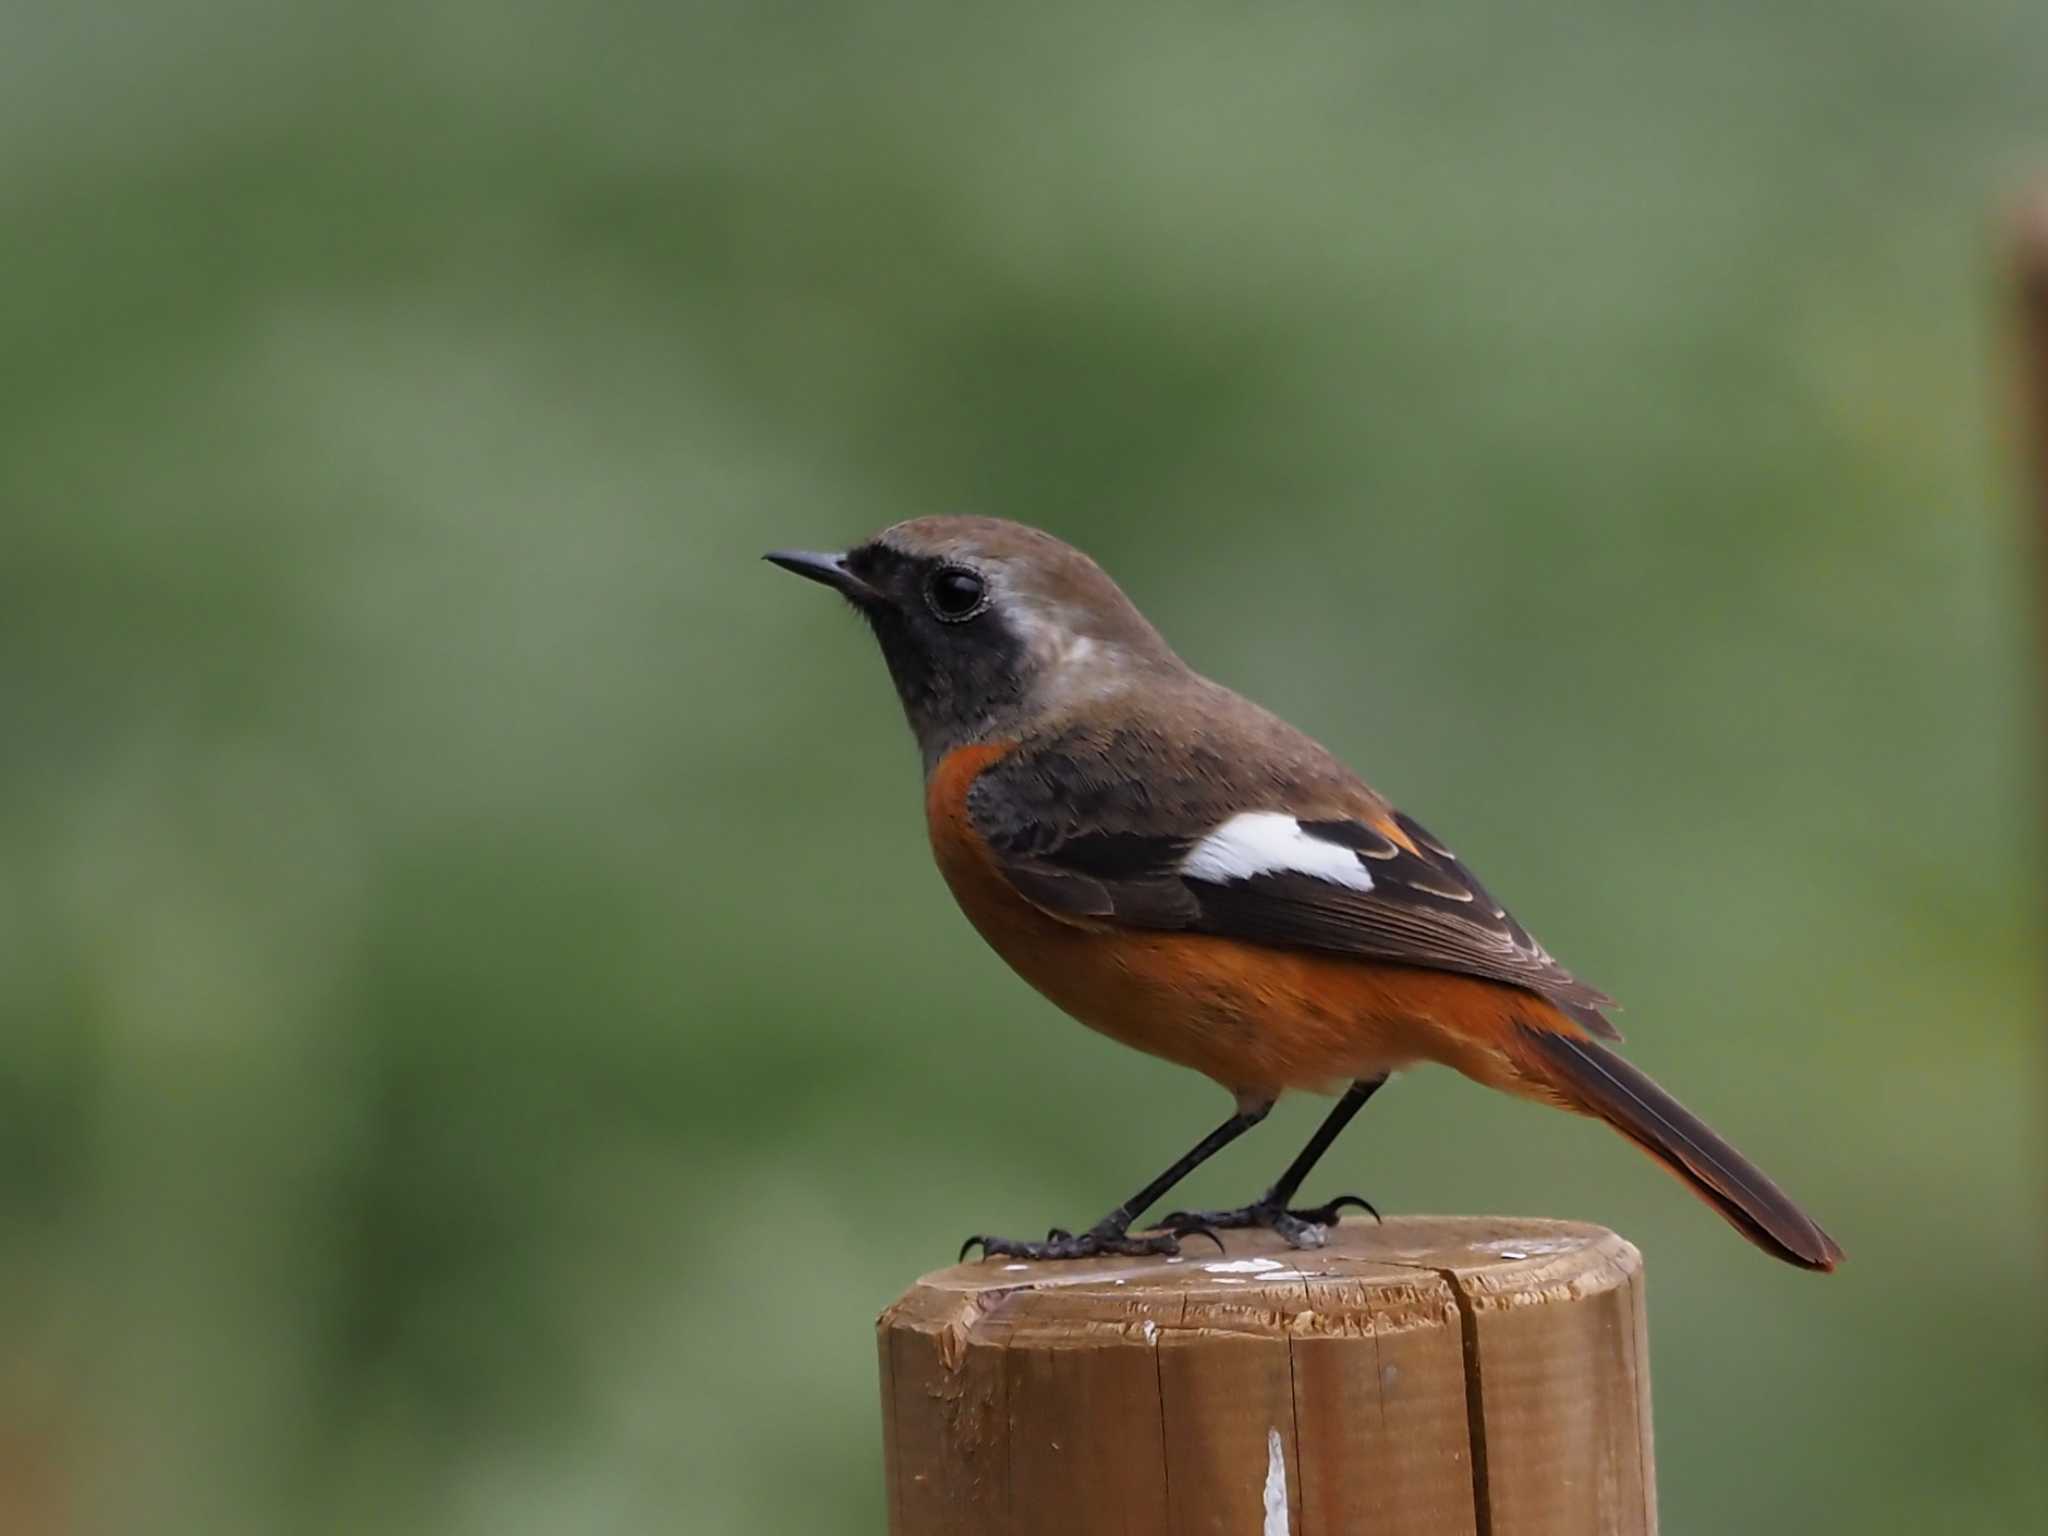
[767,518,1841,1270]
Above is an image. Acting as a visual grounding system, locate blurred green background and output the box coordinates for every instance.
[4,2,2044,1532]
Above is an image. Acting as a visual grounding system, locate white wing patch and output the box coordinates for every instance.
[1181,813,1375,893]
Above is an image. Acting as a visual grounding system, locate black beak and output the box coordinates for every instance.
[763,549,880,603]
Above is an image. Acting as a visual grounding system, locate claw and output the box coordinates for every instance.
[1150,1211,1227,1253]
[958,1191,1390,1265]
[1153,1193,1384,1249]
[1315,1194,1382,1224]
[957,1227,1184,1262]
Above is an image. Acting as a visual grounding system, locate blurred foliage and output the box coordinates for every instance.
[3,2,2045,1533]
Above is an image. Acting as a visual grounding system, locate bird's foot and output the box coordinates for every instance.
[1153,1194,1379,1251]
[959,1221,1219,1263]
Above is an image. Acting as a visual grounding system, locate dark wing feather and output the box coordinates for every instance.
[968,744,1619,1038]
[1190,812,1620,1035]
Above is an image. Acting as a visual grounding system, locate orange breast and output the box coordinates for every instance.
[924,743,1570,1099]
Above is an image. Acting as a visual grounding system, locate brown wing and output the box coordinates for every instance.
[967,730,1621,1039]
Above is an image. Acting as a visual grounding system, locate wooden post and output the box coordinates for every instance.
[878,1216,1654,1536]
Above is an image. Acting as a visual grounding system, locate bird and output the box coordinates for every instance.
[766,517,1842,1271]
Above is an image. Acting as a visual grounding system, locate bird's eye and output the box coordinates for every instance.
[925,566,987,622]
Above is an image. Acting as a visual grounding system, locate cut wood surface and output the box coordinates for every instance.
[878,1215,1654,1536]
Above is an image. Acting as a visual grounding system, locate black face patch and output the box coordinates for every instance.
[842,541,1030,758]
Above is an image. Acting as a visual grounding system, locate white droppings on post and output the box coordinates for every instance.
[1205,1257,1287,1275]
[1263,1426,1289,1535]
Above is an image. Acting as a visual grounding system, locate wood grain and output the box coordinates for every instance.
[877,1215,1654,1535]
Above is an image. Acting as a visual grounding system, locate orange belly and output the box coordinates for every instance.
[926,743,1557,1100]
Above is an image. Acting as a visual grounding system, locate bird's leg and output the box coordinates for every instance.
[1154,1075,1389,1250]
[961,1098,1273,1261]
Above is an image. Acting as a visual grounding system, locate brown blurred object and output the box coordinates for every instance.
[877,1216,1655,1536]
[2016,183,2048,710]
[0,1422,66,1536]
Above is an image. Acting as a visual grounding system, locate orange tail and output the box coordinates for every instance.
[1508,1024,1842,1272]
